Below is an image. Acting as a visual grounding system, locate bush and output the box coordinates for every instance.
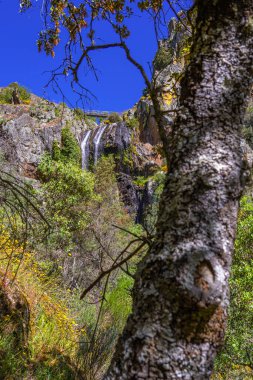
[60,126,82,165]
[0,83,31,104]
[38,155,96,251]
[126,117,139,130]
[0,230,82,380]
[52,140,61,161]
[105,274,133,331]
[108,112,122,123]
[73,107,86,120]
[214,196,253,378]
[153,46,173,71]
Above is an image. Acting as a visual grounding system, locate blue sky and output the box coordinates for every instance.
[0,1,175,111]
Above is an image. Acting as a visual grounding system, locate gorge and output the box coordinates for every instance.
[0,10,252,379]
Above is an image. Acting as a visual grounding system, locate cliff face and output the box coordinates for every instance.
[0,97,96,177]
[0,17,191,220]
[0,84,166,221]
[4,16,252,223]
[75,118,164,219]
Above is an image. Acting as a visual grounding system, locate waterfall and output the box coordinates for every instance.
[93,124,108,164]
[81,130,91,169]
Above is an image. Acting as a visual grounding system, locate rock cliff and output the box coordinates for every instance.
[0,97,97,177]
[0,88,164,221]
[2,15,252,224]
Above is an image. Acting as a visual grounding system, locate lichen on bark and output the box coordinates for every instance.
[105,0,253,379]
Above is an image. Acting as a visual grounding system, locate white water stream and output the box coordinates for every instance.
[93,124,108,164]
[81,130,92,169]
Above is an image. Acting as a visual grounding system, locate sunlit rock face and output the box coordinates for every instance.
[136,99,161,146]
[0,100,95,177]
[79,119,162,221]
[1,17,192,220]
[103,122,131,154]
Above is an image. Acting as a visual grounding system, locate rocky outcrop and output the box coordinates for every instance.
[117,173,140,216]
[133,16,191,154]
[103,122,131,154]
[136,99,161,146]
[0,16,196,223]
[0,100,95,176]
[135,179,159,225]
[0,82,165,222]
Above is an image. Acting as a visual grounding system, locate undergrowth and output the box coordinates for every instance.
[0,226,134,379]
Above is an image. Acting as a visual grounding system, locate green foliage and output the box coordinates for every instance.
[0,86,17,104]
[70,272,134,378]
[0,118,144,379]
[38,155,96,250]
[54,102,68,118]
[126,117,139,130]
[133,175,149,188]
[108,112,122,123]
[86,115,97,123]
[153,46,173,71]
[37,151,135,286]
[0,334,26,378]
[41,127,81,166]
[38,157,95,204]
[73,107,86,120]
[0,83,31,104]
[0,229,83,380]
[54,106,61,118]
[95,155,117,195]
[105,273,133,331]
[52,140,61,161]
[60,126,82,164]
[214,196,253,378]
[122,146,136,169]
[142,171,166,234]
[122,149,133,168]
[0,119,6,127]
[31,353,80,380]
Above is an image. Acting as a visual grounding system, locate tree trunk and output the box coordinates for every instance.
[105,0,253,379]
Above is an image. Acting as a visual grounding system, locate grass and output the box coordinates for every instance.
[0,229,82,379]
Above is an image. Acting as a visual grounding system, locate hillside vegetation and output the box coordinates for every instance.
[0,23,253,376]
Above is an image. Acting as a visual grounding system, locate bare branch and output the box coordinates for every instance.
[80,241,146,300]
[72,43,123,83]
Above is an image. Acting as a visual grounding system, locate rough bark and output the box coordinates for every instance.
[105,0,253,379]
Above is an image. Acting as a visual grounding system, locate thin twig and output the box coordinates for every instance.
[80,241,146,300]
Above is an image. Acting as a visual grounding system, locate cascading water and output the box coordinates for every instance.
[93,124,108,164]
[81,130,92,169]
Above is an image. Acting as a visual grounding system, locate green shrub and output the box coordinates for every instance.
[0,83,31,104]
[54,106,61,118]
[0,334,27,379]
[0,88,12,104]
[73,107,86,121]
[122,147,134,168]
[153,46,173,71]
[126,117,139,130]
[38,156,95,247]
[105,274,133,331]
[0,119,6,127]
[108,112,122,123]
[214,196,253,378]
[52,140,61,161]
[60,126,82,165]
[133,175,149,188]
